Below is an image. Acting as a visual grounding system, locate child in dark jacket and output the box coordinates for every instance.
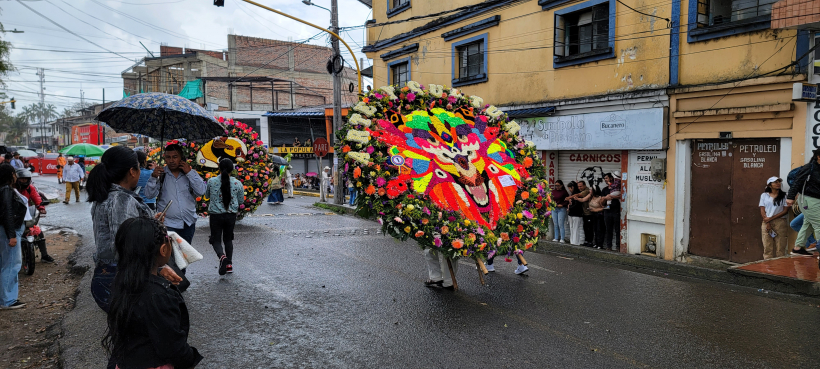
[103,217,202,369]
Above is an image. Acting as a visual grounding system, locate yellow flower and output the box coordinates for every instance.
[357,182,362,187]
[464,220,471,226]
[404,226,411,233]
[370,171,376,177]
[517,213,524,219]
[530,188,538,193]
[406,204,415,211]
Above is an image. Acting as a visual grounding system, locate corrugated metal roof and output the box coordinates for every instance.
[264,111,325,117]
[504,106,555,118]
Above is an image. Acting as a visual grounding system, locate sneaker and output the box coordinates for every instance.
[807,245,817,252]
[791,248,812,256]
[552,239,558,242]
[1,301,26,310]
[611,246,618,251]
[559,239,565,243]
[226,263,233,273]
[41,255,55,263]
[485,264,495,272]
[514,265,529,275]
[218,255,228,275]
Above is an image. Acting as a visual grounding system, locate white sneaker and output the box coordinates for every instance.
[485,264,495,272]
[552,239,558,242]
[808,246,817,252]
[559,239,565,243]
[514,265,529,275]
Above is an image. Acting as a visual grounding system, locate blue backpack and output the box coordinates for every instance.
[788,166,803,187]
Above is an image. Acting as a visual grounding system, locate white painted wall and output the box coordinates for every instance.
[626,150,667,255]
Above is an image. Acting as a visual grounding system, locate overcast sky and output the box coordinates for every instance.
[1,0,372,113]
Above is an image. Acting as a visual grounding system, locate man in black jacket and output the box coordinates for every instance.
[0,163,29,310]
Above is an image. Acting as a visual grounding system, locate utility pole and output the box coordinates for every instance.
[331,0,344,205]
[37,68,45,153]
[101,89,105,145]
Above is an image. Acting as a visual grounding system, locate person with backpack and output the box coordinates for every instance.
[786,149,820,268]
[143,143,207,291]
[786,165,816,255]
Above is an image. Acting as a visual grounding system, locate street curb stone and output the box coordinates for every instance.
[316,202,820,297]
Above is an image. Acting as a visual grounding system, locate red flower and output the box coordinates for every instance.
[513,236,520,243]
[517,225,524,232]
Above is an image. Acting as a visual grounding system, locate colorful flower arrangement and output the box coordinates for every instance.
[336,81,552,260]
[149,117,274,219]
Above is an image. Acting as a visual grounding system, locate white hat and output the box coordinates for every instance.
[611,170,621,179]
[67,156,75,160]
[324,166,330,170]
[767,176,781,185]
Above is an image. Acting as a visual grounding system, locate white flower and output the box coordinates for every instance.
[346,152,371,165]
[505,120,521,135]
[486,105,503,119]
[348,113,371,127]
[470,95,484,109]
[406,81,423,94]
[526,140,535,148]
[345,129,371,144]
[429,84,444,98]
[353,102,377,117]
[379,86,398,100]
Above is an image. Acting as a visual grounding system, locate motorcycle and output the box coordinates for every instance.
[20,192,49,276]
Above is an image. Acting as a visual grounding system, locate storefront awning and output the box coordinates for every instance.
[504,106,555,118]
[264,111,325,117]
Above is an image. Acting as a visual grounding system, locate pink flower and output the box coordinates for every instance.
[239,204,245,209]
[376,177,386,186]
[378,218,384,225]
[423,207,430,215]
[256,140,263,146]
[475,227,485,235]
[366,146,375,154]
[394,216,404,223]
[448,95,457,104]
[407,92,416,102]
[374,93,384,99]
[545,211,552,217]
[433,237,443,247]
[523,210,533,219]
[253,154,259,159]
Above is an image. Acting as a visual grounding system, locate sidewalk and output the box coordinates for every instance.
[317,201,820,297]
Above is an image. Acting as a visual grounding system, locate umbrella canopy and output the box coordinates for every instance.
[16,149,38,158]
[60,143,106,157]
[95,92,223,142]
[269,155,289,166]
[305,172,318,177]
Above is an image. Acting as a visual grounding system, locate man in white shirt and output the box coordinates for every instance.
[62,156,85,204]
[285,166,294,198]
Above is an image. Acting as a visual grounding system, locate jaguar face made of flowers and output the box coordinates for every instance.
[339,82,551,261]
[379,107,522,229]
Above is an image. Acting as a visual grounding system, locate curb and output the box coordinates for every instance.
[293,190,335,198]
[317,202,820,297]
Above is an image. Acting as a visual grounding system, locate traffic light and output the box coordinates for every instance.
[10,98,14,109]
[214,0,224,6]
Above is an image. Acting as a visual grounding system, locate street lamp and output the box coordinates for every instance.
[302,0,330,12]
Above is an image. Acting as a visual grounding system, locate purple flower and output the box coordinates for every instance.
[545,211,552,217]
[488,250,496,259]
[407,92,416,102]
[376,177,386,186]
[475,227,485,235]
[253,153,259,159]
[523,210,533,219]
[263,182,269,187]
[423,207,430,215]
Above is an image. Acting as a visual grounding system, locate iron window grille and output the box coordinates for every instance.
[554,3,609,58]
[456,41,484,80]
[391,61,409,87]
[695,0,777,27]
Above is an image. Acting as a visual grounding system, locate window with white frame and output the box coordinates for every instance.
[456,40,484,80]
[554,3,609,58]
[695,0,777,27]
[391,61,409,87]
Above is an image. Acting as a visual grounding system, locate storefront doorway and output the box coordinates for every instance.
[689,139,781,263]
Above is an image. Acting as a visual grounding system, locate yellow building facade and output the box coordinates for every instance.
[360,0,810,262]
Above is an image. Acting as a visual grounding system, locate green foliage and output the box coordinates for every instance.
[0,20,13,86]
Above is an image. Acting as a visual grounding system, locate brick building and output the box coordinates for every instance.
[122,34,359,111]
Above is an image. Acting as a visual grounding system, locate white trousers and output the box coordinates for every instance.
[320,179,329,199]
[424,249,458,287]
[569,216,584,245]
[286,181,294,198]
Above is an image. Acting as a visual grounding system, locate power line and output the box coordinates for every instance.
[16,0,137,62]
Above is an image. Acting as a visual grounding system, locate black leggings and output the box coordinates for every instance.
[210,213,237,261]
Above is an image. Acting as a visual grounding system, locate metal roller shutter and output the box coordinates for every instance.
[557,151,623,192]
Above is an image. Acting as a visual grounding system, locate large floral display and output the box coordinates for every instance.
[337,82,552,261]
[149,117,274,218]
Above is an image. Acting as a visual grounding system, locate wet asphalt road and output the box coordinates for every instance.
[33,175,820,368]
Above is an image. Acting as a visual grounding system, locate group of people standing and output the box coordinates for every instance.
[548,172,623,251]
[79,143,255,367]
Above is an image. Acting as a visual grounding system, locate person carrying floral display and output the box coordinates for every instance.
[336,82,551,289]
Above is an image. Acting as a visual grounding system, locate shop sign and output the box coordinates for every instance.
[807,101,820,159]
[518,108,664,150]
